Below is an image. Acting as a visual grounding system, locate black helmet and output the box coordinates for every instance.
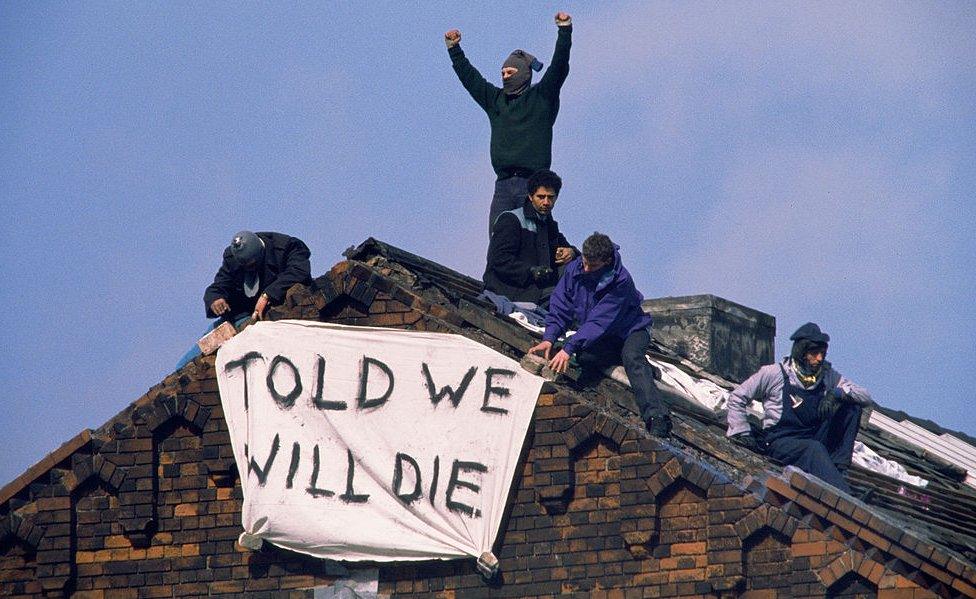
[230,231,264,269]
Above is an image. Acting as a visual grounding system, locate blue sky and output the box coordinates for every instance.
[1,3,974,486]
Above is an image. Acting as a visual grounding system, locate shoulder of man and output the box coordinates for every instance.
[498,207,532,231]
[820,362,844,387]
[747,362,787,390]
[259,231,302,250]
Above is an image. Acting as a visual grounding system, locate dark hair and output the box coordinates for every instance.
[582,232,614,263]
[526,169,562,196]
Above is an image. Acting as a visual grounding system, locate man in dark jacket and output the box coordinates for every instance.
[726,323,872,494]
[177,231,312,370]
[528,233,671,436]
[203,230,312,322]
[483,169,575,306]
[445,12,572,233]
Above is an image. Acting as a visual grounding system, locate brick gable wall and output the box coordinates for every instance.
[0,263,962,597]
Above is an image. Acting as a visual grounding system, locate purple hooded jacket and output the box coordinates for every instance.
[542,247,653,356]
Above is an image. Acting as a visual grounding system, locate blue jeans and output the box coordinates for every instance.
[489,176,529,236]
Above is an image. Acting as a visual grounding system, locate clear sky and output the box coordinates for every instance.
[2,3,974,486]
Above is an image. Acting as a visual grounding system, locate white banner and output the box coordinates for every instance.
[216,320,544,562]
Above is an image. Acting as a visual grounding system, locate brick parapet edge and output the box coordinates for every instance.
[763,466,976,597]
[2,261,971,598]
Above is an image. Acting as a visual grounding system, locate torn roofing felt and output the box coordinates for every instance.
[343,237,976,564]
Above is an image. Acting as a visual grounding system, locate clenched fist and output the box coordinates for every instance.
[444,29,461,48]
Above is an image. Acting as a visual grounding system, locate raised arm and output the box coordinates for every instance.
[445,28,499,112]
[551,221,577,265]
[536,12,572,98]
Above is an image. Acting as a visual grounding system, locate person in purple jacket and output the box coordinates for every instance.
[726,322,873,494]
[528,232,672,436]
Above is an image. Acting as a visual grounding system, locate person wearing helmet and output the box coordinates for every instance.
[444,12,573,234]
[176,231,312,370]
[203,231,312,322]
[726,322,873,494]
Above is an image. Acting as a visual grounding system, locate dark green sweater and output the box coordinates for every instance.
[449,25,572,178]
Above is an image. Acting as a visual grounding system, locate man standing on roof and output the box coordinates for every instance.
[528,232,672,437]
[726,323,873,494]
[176,231,312,369]
[483,169,576,307]
[445,12,572,234]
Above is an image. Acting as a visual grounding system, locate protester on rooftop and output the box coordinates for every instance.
[482,169,575,308]
[176,230,311,369]
[445,12,572,234]
[726,322,874,494]
[529,232,672,437]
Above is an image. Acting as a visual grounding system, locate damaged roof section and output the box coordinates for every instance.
[344,237,976,566]
[2,236,975,597]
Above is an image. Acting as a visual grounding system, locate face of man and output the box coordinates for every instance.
[582,256,609,273]
[501,66,519,81]
[804,347,827,370]
[528,186,558,216]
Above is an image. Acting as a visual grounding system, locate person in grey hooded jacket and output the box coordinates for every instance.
[726,322,872,494]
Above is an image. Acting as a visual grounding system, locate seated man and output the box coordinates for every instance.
[726,322,873,494]
[176,230,312,369]
[483,169,575,307]
[528,232,671,436]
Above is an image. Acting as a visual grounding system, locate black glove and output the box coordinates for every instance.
[818,388,844,421]
[731,432,760,452]
[529,266,554,283]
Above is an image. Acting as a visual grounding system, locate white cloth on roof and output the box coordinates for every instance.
[852,441,928,487]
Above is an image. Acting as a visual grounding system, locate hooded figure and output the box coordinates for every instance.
[445,13,573,233]
[501,49,543,96]
[725,321,873,494]
[203,231,312,321]
[790,322,831,380]
[229,230,266,299]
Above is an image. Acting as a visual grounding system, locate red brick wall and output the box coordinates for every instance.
[0,537,35,594]
[0,271,956,597]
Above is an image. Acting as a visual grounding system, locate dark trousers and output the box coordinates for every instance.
[576,329,667,423]
[766,403,862,494]
[489,176,529,236]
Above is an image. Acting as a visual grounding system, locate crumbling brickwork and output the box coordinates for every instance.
[0,261,968,597]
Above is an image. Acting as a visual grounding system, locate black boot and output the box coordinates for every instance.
[647,415,672,437]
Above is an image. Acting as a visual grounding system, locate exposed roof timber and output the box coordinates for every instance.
[870,411,976,488]
[344,237,484,299]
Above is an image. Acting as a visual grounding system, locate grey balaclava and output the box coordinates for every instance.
[502,49,543,96]
[229,231,266,297]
